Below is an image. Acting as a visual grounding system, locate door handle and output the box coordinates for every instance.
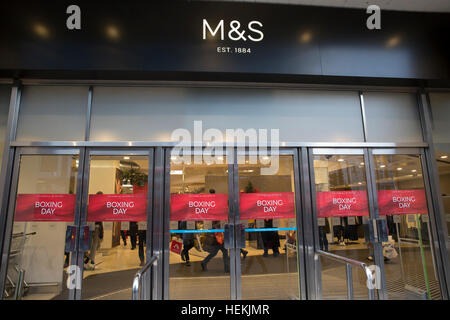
[224,224,234,249]
[79,225,91,251]
[65,225,77,252]
[363,218,388,243]
[236,223,246,249]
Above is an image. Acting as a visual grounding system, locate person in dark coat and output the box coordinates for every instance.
[261,219,280,257]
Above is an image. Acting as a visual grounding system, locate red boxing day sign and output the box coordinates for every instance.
[88,193,147,221]
[170,193,228,221]
[15,194,76,222]
[378,189,428,215]
[316,191,369,217]
[239,192,295,220]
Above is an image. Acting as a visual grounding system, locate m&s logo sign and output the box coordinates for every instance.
[202,19,264,42]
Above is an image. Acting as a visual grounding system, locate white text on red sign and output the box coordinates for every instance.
[35,201,63,215]
[106,201,135,215]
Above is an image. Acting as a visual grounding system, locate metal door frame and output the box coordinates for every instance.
[307,147,387,299]
[76,147,155,300]
[162,147,234,300]
[162,147,306,300]
[0,147,82,300]
[307,146,449,300]
[234,148,306,300]
[370,147,449,300]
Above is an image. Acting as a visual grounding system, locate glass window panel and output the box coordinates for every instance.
[4,155,78,300]
[238,155,300,300]
[90,87,364,142]
[373,154,441,300]
[364,92,423,143]
[16,86,88,141]
[313,154,372,299]
[82,155,149,300]
[168,155,230,300]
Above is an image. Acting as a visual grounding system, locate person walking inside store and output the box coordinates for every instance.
[261,219,280,257]
[129,221,138,250]
[318,218,330,252]
[137,227,146,266]
[201,220,229,273]
[84,191,104,270]
[179,221,195,266]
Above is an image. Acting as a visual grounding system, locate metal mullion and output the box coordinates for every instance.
[306,147,321,299]
[365,148,388,300]
[143,148,154,300]
[359,91,368,142]
[0,148,22,299]
[232,147,240,300]
[10,141,429,149]
[74,147,91,300]
[230,148,238,300]
[294,148,307,300]
[160,147,170,300]
[70,147,87,300]
[84,86,93,141]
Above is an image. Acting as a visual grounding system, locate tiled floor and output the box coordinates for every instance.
[12,237,442,300]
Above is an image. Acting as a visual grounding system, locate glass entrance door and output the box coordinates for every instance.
[167,153,231,300]
[0,148,81,300]
[370,149,443,300]
[310,148,379,299]
[78,150,152,300]
[1,148,154,300]
[165,149,303,300]
[235,152,302,300]
[310,148,445,300]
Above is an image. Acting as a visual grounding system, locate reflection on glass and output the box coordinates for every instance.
[239,155,300,300]
[82,155,149,300]
[169,155,230,300]
[5,155,78,300]
[313,154,372,299]
[374,154,441,300]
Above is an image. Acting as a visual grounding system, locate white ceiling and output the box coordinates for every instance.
[208,0,450,12]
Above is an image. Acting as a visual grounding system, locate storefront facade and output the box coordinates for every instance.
[0,1,449,300]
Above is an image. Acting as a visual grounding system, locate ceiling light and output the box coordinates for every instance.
[106,25,120,40]
[300,31,312,43]
[397,168,403,171]
[360,162,364,166]
[380,165,386,168]
[337,158,344,162]
[170,170,183,175]
[440,155,448,159]
[123,156,130,160]
[33,23,50,38]
[411,169,417,173]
